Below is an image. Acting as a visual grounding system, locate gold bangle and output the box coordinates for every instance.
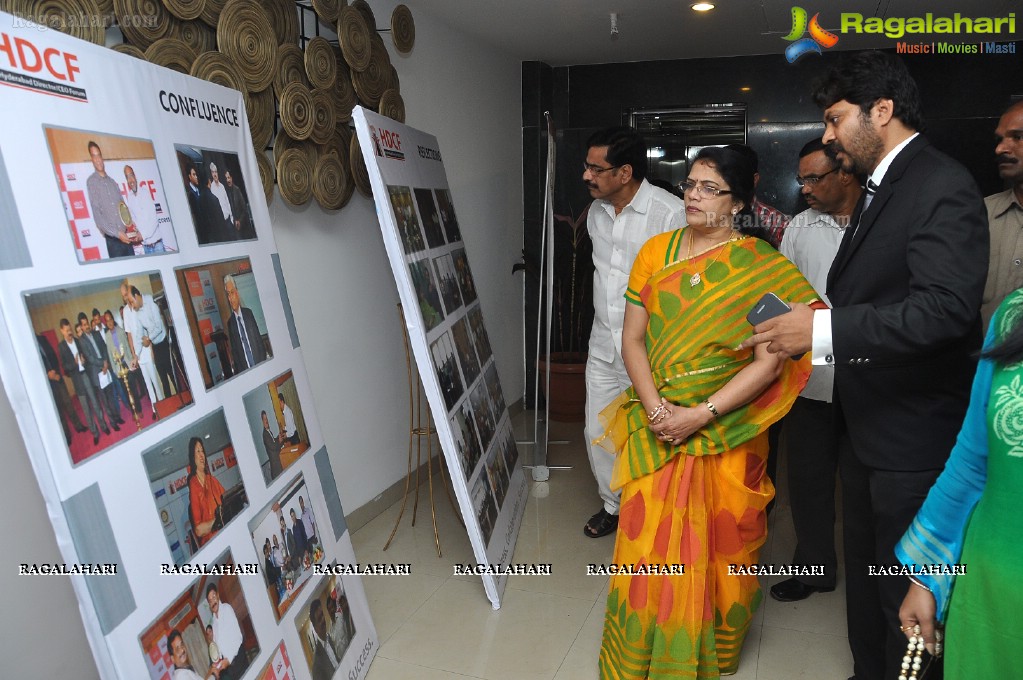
[704,400,720,418]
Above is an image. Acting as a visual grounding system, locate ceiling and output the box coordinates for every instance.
[407,0,1021,67]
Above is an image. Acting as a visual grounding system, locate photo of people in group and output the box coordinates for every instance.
[138,549,260,680]
[451,248,477,305]
[435,188,461,244]
[414,188,444,248]
[430,330,463,412]
[451,317,480,386]
[242,369,311,485]
[174,145,256,244]
[249,474,325,622]
[451,402,483,480]
[25,273,194,465]
[469,381,497,452]
[472,474,498,546]
[387,185,424,255]
[175,258,273,389]
[253,641,297,680]
[433,253,463,316]
[141,409,249,565]
[293,571,357,680]
[408,259,444,332]
[467,306,492,365]
[44,126,179,262]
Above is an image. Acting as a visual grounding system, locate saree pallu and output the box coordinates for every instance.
[598,233,818,679]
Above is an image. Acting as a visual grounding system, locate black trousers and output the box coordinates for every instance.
[152,339,174,397]
[783,396,839,587]
[838,424,943,680]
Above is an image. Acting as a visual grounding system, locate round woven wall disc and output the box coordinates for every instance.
[274,44,310,98]
[190,50,246,92]
[145,38,197,74]
[338,6,371,72]
[313,152,350,210]
[304,36,337,89]
[349,132,372,198]
[259,0,299,45]
[176,19,216,53]
[351,0,375,28]
[378,88,405,123]
[276,147,313,206]
[247,87,275,149]
[163,0,202,21]
[198,0,226,27]
[216,0,278,92]
[274,132,318,169]
[309,88,338,145]
[351,35,390,108]
[391,4,415,53]
[278,81,314,141]
[255,148,275,205]
[311,0,339,24]
[19,0,106,44]
[112,43,147,59]
[114,0,172,48]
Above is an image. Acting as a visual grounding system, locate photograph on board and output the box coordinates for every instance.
[435,188,461,244]
[293,570,357,680]
[408,259,444,332]
[450,317,480,387]
[141,409,249,565]
[26,273,193,464]
[175,145,256,244]
[430,330,463,412]
[414,187,444,248]
[242,369,311,485]
[175,257,273,389]
[451,402,483,480]
[433,253,463,316]
[248,473,325,622]
[138,549,260,680]
[44,126,179,261]
[387,185,424,255]
[451,248,477,305]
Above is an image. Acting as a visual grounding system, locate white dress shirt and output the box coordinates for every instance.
[587,179,686,363]
[211,601,243,661]
[124,184,162,245]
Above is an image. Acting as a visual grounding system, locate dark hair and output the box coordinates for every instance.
[724,143,758,173]
[205,582,219,598]
[59,318,71,329]
[130,285,141,298]
[187,437,206,481]
[586,126,648,181]
[104,309,113,318]
[77,311,88,323]
[799,137,831,159]
[87,140,100,154]
[167,629,188,669]
[693,147,769,242]
[983,309,1023,364]
[812,51,923,130]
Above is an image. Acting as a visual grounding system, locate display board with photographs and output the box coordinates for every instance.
[354,108,528,608]
[0,15,376,680]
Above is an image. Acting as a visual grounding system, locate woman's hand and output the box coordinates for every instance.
[648,403,713,445]
[899,581,940,656]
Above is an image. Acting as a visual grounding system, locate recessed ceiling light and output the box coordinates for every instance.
[740,86,751,92]
[691,3,715,11]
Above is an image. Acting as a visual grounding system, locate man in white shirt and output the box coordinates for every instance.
[120,280,164,420]
[123,165,164,253]
[206,583,248,680]
[581,126,685,538]
[208,162,234,239]
[769,138,861,603]
[279,392,299,444]
[299,495,316,546]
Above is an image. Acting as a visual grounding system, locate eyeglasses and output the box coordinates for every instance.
[677,180,732,198]
[795,167,838,186]
[582,162,620,175]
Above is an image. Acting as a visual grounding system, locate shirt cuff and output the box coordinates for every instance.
[811,309,835,366]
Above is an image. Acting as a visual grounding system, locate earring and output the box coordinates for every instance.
[731,209,738,215]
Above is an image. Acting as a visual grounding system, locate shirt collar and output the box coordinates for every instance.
[988,188,1023,219]
[868,132,919,187]
[600,178,652,217]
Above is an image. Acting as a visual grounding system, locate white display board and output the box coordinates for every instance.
[0,13,377,680]
[353,107,528,609]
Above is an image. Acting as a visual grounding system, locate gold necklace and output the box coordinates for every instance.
[686,228,738,287]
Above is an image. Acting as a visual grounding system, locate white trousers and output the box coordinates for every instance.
[138,346,164,410]
[584,352,632,515]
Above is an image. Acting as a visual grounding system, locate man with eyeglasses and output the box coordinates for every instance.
[580,126,685,539]
[770,137,861,604]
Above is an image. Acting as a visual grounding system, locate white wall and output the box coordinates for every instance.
[0,2,523,675]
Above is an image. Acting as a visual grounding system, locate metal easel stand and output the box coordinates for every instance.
[383,304,461,556]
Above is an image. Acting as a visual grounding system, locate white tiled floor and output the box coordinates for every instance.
[353,416,852,679]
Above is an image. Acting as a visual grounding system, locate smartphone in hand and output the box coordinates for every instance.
[746,292,791,326]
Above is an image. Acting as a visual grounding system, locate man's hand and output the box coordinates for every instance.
[47,369,60,382]
[142,335,152,347]
[739,302,814,357]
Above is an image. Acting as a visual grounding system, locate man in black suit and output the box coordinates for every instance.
[38,333,87,445]
[76,313,122,432]
[224,274,268,373]
[57,318,110,445]
[742,51,987,680]
[261,410,283,480]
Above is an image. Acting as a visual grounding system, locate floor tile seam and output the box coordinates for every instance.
[758,621,850,640]
[371,650,490,679]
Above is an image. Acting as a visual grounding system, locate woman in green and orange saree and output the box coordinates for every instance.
[597,147,822,679]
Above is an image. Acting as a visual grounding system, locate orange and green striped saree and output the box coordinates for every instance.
[596,230,818,679]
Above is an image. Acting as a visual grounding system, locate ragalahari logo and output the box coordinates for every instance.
[783,7,839,62]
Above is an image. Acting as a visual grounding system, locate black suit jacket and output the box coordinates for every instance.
[827,135,989,470]
[57,338,91,394]
[227,306,267,371]
[78,329,110,388]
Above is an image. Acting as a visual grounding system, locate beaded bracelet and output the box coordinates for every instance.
[647,398,671,425]
[704,400,720,418]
